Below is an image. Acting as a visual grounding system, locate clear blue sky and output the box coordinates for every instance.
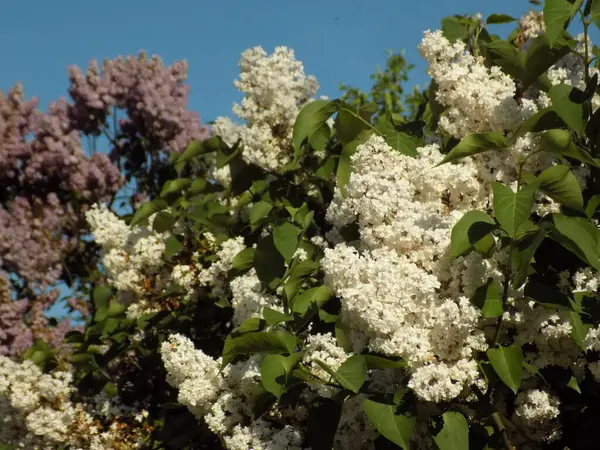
[2,0,539,122]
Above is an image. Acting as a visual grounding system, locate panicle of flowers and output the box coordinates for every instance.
[419,30,532,138]
[68,51,209,155]
[86,203,167,296]
[0,356,150,448]
[212,46,319,173]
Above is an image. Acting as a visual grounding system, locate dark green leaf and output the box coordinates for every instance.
[492,182,537,238]
[292,285,334,315]
[249,201,273,229]
[336,107,373,143]
[273,222,302,262]
[524,34,572,89]
[487,14,517,24]
[537,165,584,210]
[223,332,292,360]
[164,235,182,260]
[569,311,591,350]
[509,108,564,145]
[441,16,469,43]
[160,178,191,198]
[308,101,340,151]
[92,285,112,310]
[551,214,600,269]
[439,132,507,165]
[178,138,220,163]
[539,129,600,167]
[263,308,293,326]
[363,399,416,449]
[487,344,523,394]
[471,278,503,318]
[254,235,286,289]
[363,355,406,369]
[450,211,496,258]
[261,355,288,399]
[513,224,551,288]
[337,130,373,193]
[130,199,168,227]
[293,99,331,152]
[432,411,469,450]
[231,248,255,271]
[335,355,367,393]
[153,211,177,233]
[485,41,526,80]
[544,0,576,46]
[550,84,587,137]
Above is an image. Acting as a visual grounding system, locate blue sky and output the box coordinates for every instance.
[2,0,540,123]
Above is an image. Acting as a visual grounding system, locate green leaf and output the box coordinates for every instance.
[471,278,503,318]
[130,199,168,227]
[539,129,600,167]
[485,41,525,80]
[261,355,288,399]
[523,361,549,384]
[293,99,331,152]
[284,260,319,301]
[524,34,572,89]
[153,211,177,233]
[486,13,517,24]
[337,130,373,193]
[513,224,551,289]
[586,194,600,218]
[486,344,523,394]
[537,165,583,210]
[234,317,266,335]
[451,211,496,258]
[551,214,600,269]
[273,223,302,262]
[492,182,537,238]
[550,84,587,137]
[254,235,286,289]
[249,201,273,230]
[164,235,182,260]
[569,311,591,350]
[439,132,507,165]
[308,101,340,151]
[231,248,255,271]
[544,0,576,46]
[292,285,334,315]
[592,0,600,29]
[432,412,469,450]
[178,137,220,163]
[334,355,367,393]
[92,285,112,310]
[509,108,564,145]
[335,107,373,143]
[567,375,582,393]
[223,332,292,360]
[441,16,469,43]
[363,355,406,369]
[335,318,353,352]
[363,399,416,449]
[160,178,191,198]
[263,308,293,326]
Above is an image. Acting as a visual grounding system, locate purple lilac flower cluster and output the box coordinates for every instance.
[68,52,210,194]
[0,52,208,357]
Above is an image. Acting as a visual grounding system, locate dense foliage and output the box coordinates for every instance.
[5,1,600,449]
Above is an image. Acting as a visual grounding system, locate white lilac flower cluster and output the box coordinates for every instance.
[212,46,319,177]
[418,29,534,138]
[85,203,168,294]
[323,135,490,403]
[0,356,147,449]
